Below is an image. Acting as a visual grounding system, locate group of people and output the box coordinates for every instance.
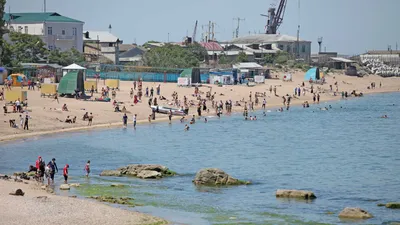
[31,156,91,185]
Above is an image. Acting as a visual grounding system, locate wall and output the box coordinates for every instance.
[7,22,44,35]
[277,41,311,62]
[43,22,84,52]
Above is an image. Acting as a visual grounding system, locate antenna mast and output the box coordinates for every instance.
[233,17,245,38]
[44,0,46,12]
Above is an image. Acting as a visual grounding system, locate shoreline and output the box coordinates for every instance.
[0,178,168,225]
[1,89,398,144]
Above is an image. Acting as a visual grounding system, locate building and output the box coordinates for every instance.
[221,34,312,62]
[119,47,146,65]
[83,31,124,64]
[4,12,84,52]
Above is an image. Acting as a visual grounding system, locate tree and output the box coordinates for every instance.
[263,54,274,64]
[218,54,229,65]
[48,48,85,66]
[6,32,48,64]
[236,51,248,63]
[142,44,200,68]
[186,43,208,62]
[274,51,289,64]
[0,0,8,65]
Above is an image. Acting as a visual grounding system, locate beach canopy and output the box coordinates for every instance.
[179,68,201,83]
[58,71,84,95]
[180,68,192,78]
[8,73,25,82]
[304,67,321,81]
[62,63,86,70]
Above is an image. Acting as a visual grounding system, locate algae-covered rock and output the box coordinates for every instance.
[101,164,176,179]
[60,184,70,190]
[110,183,126,187]
[100,170,122,176]
[89,196,135,205]
[338,207,373,219]
[276,189,317,199]
[377,203,386,207]
[26,171,36,177]
[192,168,250,186]
[69,183,80,187]
[386,202,400,209]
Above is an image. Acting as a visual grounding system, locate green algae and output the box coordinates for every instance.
[76,183,132,198]
[257,212,334,225]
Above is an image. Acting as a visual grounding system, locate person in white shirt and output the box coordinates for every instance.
[19,114,24,128]
[133,114,137,129]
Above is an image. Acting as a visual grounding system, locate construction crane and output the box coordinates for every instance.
[261,0,287,34]
[192,20,198,43]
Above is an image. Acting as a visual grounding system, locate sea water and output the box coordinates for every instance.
[1,93,399,225]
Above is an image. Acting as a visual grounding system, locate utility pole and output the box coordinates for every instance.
[208,21,211,42]
[44,0,46,13]
[233,17,245,38]
[211,22,216,41]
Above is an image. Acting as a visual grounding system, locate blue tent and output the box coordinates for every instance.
[0,67,6,73]
[304,67,320,81]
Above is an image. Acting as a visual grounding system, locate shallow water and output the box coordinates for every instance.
[1,93,400,224]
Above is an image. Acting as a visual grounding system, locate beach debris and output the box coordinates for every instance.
[275,189,316,200]
[89,196,135,205]
[69,195,77,198]
[385,202,400,209]
[192,168,251,186]
[60,184,70,190]
[36,196,48,202]
[9,189,25,196]
[338,207,373,219]
[110,183,126,187]
[100,164,176,179]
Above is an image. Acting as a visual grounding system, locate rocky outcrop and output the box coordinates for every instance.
[60,184,70,190]
[100,164,175,179]
[192,168,250,186]
[338,207,373,219]
[385,202,400,209]
[68,183,80,187]
[110,183,126,187]
[276,189,316,199]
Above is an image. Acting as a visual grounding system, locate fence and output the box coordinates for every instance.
[86,69,210,83]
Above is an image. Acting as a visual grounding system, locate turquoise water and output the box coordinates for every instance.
[1,93,400,224]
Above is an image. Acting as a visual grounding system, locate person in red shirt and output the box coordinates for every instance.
[63,164,69,184]
[35,156,42,171]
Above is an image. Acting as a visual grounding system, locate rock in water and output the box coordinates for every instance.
[110,183,125,187]
[100,164,175,179]
[338,207,373,219]
[192,168,250,186]
[275,189,316,199]
[137,170,162,179]
[60,184,70,190]
[100,170,122,176]
[69,183,80,187]
[386,202,400,209]
[9,189,25,196]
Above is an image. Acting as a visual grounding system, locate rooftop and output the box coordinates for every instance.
[4,12,83,23]
[199,42,224,51]
[119,47,146,58]
[229,34,310,44]
[365,50,400,55]
[84,31,120,43]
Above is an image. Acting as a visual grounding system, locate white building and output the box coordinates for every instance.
[83,31,124,64]
[221,34,312,62]
[4,12,84,52]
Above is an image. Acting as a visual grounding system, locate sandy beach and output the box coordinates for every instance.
[1,70,400,142]
[0,178,167,225]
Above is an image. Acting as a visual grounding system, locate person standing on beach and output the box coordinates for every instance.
[150,87,154,98]
[19,114,24,129]
[133,81,137,90]
[317,93,320,104]
[130,88,134,99]
[262,99,266,110]
[133,114,137,129]
[269,85,272,94]
[88,113,93,126]
[123,113,128,127]
[282,96,286,106]
[156,85,160,95]
[24,113,30,130]
[313,94,316,103]
[63,164,69,184]
[273,86,277,96]
[249,92,252,102]
[85,160,91,177]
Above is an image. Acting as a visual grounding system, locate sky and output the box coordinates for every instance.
[5,0,400,55]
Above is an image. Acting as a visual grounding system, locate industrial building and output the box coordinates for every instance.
[220,34,311,63]
[3,12,84,52]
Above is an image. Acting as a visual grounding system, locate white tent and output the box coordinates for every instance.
[62,63,87,79]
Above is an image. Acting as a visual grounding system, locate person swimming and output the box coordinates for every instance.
[381,115,388,118]
[184,124,190,131]
[263,112,266,116]
[204,118,208,123]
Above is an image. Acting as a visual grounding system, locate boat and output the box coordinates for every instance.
[151,105,186,116]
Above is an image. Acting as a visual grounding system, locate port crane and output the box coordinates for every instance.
[261,0,287,34]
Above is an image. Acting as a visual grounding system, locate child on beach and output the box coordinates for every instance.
[85,160,91,177]
[63,164,69,184]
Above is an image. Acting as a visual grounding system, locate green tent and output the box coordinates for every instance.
[180,68,192,77]
[58,71,84,95]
